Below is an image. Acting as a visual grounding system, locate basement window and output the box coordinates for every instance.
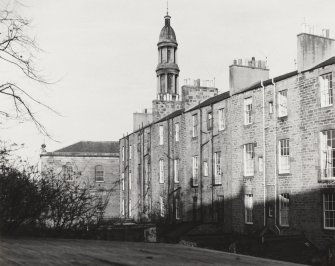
[323,193,335,229]
[245,194,253,224]
[279,193,289,226]
[175,198,181,220]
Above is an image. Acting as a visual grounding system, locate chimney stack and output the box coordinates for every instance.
[229,57,269,96]
[297,30,335,72]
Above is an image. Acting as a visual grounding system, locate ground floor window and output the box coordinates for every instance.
[129,199,132,217]
[121,199,125,216]
[244,194,253,224]
[160,196,165,217]
[324,193,335,229]
[175,198,180,220]
[279,193,289,226]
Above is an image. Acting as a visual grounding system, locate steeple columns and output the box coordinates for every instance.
[156,13,180,102]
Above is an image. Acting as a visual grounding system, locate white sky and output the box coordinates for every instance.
[1,0,335,162]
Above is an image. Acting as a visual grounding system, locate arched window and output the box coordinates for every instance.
[95,165,104,182]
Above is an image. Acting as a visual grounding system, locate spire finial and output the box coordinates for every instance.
[166,0,169,15]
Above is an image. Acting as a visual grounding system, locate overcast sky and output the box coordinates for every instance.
[1,0,335,162]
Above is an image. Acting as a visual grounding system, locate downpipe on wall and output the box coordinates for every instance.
[261,81,266,227]
[272,78,281,235]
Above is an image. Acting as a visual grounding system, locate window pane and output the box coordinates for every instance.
[244,98,252,125]
[320,73,333,107]
[218,108,225,130]
[245,194,253,224]
[278,90,288,117]
[244,144,254,176]
[279,139,290,174]
[95,165,104,182]
[324,193,335,229]
[321,130,335,179]
[280,193,289,226]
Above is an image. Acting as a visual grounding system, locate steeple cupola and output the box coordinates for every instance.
[156,12,180,101]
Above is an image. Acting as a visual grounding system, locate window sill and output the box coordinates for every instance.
[279,224,290,228]
[323,227,335,231]
[95,181,105,183]
[319,178,335,183]
[321,104,333,109]
[278,172,291,176]
[245,222,253,225]
[278,116,288,122]
[213,183,222,186]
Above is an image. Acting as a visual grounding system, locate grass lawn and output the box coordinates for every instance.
[0,237,305,265]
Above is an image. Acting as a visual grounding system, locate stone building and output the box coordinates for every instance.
[120,11,335,249]
[40,141,120,218]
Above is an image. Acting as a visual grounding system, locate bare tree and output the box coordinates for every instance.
[0,5,57,136]
[38,169,113,231]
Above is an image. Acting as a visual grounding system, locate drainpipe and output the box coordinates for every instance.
[261,81,266,227]
[210,104,214,222]
[272,78,281,235]
[199,108,203,222]
[141,123,146,217]
[167,119,171,223]
[126,135,130,219]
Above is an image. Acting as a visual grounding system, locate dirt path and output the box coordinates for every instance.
[0,238,305,265]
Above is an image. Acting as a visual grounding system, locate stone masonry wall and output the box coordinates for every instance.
[119,63,335,249]
[41,154,120,218]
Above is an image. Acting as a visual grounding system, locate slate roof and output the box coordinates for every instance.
[239,56,335,94]
[186,91,230,113]
[122,56,335,139]
[55,141,119,154]
[159,15,177,43]
[155,108,184,123]
[305,56,335,73]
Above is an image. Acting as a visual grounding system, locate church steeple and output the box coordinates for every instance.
[156,12,180,101]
